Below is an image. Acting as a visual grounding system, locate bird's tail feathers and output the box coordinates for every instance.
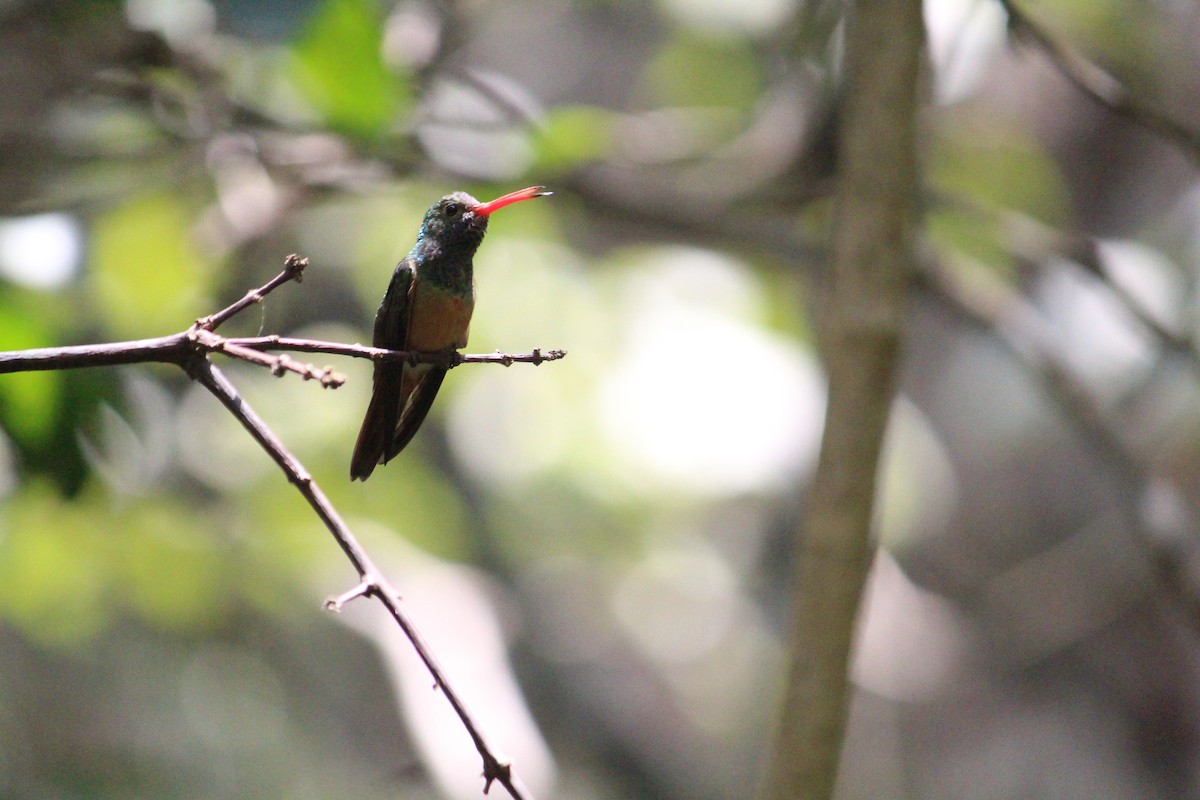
[349,365,402,481]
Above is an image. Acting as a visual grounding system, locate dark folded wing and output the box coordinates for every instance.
[349,260,414,480]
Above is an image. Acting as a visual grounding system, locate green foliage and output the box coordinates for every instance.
[933,124,1069,226]
[639,33,762,112]
[1035,0,1162,80]
[0,453,356,649]
[0,484,227,646]
[532,106,615,171]
[289,0,411,139]
[90,191,215,339]
[929,122,1070,276]
[0,290,61,443]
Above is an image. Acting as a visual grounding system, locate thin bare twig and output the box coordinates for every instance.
[193,329,346,387]
[195,253,309,332]
[224,335,567,368]
[0,331,566,381]
[999,0,1200,167]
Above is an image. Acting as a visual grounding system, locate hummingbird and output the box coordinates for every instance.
[350,185,552,480]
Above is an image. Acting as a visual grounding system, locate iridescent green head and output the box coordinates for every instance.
[415,186,552,254]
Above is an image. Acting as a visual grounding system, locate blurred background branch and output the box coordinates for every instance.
[999,0,1200,167]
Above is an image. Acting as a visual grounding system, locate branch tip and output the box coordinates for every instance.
[283,253,309,282]
[316,366,345,388]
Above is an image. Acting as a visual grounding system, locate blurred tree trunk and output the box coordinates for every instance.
[762,2,923,799]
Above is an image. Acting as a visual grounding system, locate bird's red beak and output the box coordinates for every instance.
[472,186,552,217]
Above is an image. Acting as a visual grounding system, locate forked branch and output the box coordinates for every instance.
[1000,0,1200,166]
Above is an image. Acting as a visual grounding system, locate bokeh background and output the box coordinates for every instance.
[3,0,1200,798]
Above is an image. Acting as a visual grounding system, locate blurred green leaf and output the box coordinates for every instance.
[90,191,214,339]
[0,484,235,645]
[290,0,409,139]
[1033,0,1161,81]
[532,106,615,171]
[0,484,113,646]
[0,290,61,443]
[932,125,1070,226]
[927,208,1016,280]
[117,501,227,631]
[639,34,762,111]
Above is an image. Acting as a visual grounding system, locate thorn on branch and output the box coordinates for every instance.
[291,467,314,487]
[482,757,513,796]
[324,580,375,612]
[271,354,292,377]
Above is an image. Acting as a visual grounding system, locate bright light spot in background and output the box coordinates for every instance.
[612,543,737,664]
[1038,257,1157,401]
[1096,239,1184,333]
[600,249,824,496]
[874,398,960,551]
[657,0,796,37]
[445,239,600,486]
[418,77,536,180]
[448,368,570,485]
[609,541,784,737]
[125,0,215,48]
[924,0,1006,104]
[853,551,971,701]
[0,213,82,289]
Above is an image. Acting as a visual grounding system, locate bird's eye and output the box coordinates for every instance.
[445,203,460,217]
